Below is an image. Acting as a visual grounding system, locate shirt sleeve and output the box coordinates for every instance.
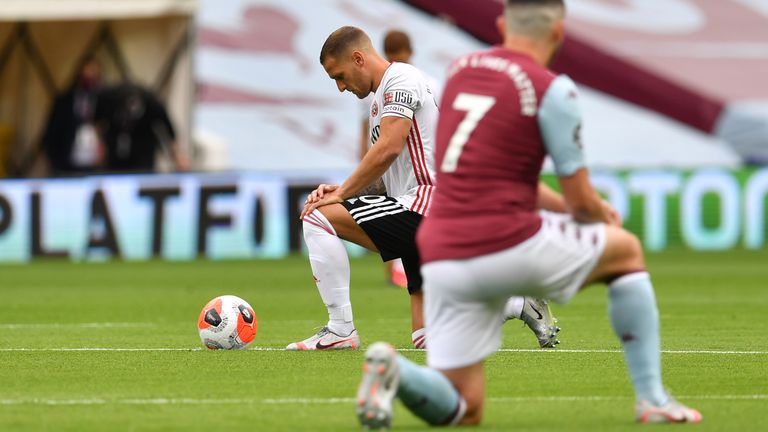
[381,67,423,120]
[537,75,585,177]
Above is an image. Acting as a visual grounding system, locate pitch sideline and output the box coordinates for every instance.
[0,394,765,406]
[1,347,766,355]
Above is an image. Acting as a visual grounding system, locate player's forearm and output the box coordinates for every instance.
[567,191,611,224]
[338,137,400,199]
[559,169,612,224]
[537,181,568,213]
[355,178,386,197]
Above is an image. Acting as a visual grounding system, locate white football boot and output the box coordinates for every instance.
[635,397,702,423]
[517,297,561,348]
[285,327,360,351]
[356,342,400,429]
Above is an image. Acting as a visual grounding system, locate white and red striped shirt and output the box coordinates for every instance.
[368,62,439,215]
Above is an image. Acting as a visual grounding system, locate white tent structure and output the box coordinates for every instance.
[0,0,197,177]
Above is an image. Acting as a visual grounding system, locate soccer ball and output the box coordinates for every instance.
[197,295,258,350]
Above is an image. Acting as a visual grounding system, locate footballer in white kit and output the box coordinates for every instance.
[288,27,440,351]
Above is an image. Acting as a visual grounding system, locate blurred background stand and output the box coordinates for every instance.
[0,0,197,178]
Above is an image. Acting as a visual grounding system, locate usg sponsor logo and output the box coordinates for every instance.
[384,90,414,107]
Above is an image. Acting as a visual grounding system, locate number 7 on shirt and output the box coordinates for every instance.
[440,93,496,173]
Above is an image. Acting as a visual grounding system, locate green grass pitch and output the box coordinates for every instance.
[1,250,766,431]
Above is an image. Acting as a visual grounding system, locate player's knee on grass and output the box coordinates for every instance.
[461,406,483,425]
[440,365,486,425]
[458,388,484,425]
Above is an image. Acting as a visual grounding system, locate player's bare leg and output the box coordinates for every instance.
[317,203,378,251]
[582,225,702,423]
[439,363,485,425]
[410,291,424,332]
[410,291,426,348]
[583,226,645,285]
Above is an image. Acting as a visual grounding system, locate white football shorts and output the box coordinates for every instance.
[422,210,606,370]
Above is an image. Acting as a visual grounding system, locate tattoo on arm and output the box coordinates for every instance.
[355,178,386,197]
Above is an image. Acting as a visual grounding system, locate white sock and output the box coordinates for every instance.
[503,296,525,320]
[412,328,426,349]
[302,209,354,335]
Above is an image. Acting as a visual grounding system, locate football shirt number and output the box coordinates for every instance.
[440,93,496,173]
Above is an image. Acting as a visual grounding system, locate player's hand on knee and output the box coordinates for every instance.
[307,186,321,204]
[300,204,313,220]
[307,184,339,204]
[300,188,343,219]
[300,199,334,220]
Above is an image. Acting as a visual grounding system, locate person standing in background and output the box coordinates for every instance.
[42,56,104,176]
[94,83,190,173]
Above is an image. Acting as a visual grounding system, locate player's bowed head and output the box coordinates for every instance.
[497,0,566,67]
[319,26,390,100]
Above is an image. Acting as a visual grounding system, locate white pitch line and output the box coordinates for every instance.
[0,323,155,329]
[494,348,768,355]
[400,348,768,355]
[0,395,765,406]
[0,347,766,355]
[0,348,203,352]
[490,394,768,402]
[0,346,764,355]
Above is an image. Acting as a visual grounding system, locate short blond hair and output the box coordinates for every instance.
[319,26,373,64]
[505,0,565,39]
